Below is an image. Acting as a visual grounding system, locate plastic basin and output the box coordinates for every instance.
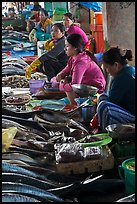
[118,158,135,195]
[29,80,45,94]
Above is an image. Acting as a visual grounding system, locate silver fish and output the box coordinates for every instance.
[2,152,37,165]
[2,193,41,202]
[2,162,44,179]
[2,182,64,202]
[2,172,61,190]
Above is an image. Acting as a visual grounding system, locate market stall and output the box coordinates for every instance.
[2,2,135,203]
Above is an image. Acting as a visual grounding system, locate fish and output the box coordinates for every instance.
[9,146,52,157]
[2,159,29,166]
[2,57,29,66]
[2,182,64,202]
[2,162,54,181]
[2,152,38,165]
[2,172,62,190]
[68,119,90,134]
[2,193,41,202]
[2,118,49,140]
[2,116,49,135]
[2,62,25,69]
[47,175,103,197]
[2,67,25,76]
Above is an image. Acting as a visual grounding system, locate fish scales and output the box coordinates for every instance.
[2,182,64,202]
[2,152,37,164]
[2,193,41,202]
[2,173,60,190]
[2,162,45,179]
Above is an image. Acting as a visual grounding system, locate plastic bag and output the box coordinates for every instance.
[2,127,17,153]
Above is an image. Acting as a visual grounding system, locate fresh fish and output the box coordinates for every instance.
[2,107,45,119]
[2,116,49,135]
[116,193,135,202]
[2,57,29,66]
[2,118,49,140]
[2,162,52,181]
[2,159,29,166]
[2,67,25,76]
[68,119,89,134]
[2,182,64,202]
[9,146,51,157]
[2,193,41,202]
[2,172,61,190]
[2,152,38,165]
[2,62,25,68]
[48,175,103,197]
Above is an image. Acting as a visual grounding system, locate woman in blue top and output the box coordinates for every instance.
[95,46,135,131]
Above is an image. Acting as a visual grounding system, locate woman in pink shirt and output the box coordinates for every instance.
[56,33,106,104]
[62,12,90,50]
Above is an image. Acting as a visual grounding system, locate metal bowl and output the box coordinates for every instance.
[72,84,98,97]
[106,123,135,140]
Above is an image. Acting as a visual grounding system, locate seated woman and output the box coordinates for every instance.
[25,23,69,81]
[55,33,106,105]
[94,46,135,131]
[26,7,40,32]
[29,8,52,42]
[62,12,90,51]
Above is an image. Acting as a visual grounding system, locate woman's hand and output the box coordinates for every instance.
[56,73,62,82]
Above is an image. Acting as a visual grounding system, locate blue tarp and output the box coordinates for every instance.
[79,2,102,11]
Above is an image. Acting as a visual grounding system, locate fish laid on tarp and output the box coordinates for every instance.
[2,193,41,202]
[2,152,38,165]
[2,116,49,136]
[2,172,62,190]
[2,57,29,66]
[2,159,29,166]
[2,182,64,202]
[2,162,52,181]
[9,145,52,157]
[2,62,25,69]
[2,67,25,76]
[48,175,103,197]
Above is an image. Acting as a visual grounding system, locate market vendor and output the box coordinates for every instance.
[29,8,52,42]
[62,12,90,51]
[26,4,41,32]
[55,33,106,105]
[25,23,69,81]
[90,46,135,132]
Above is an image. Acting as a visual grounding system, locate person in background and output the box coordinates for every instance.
[25,23,69,81]
[91,46,135,132]
[55,33,106,105]
[29,8,52,42]
[62,12,90,51]
[32,2,41,11]
[88,30,96,54]
[26,4,41,32]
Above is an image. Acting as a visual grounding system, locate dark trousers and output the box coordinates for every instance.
[38,59,65,81]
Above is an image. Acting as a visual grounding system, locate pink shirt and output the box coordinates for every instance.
[68,24,88,46]
[59,52,106,94]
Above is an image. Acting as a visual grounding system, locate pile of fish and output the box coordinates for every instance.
[2,105,127,202]
[2,56,29,76]
[2,30,36,51]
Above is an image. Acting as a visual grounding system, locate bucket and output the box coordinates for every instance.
[75,98,95,123]
[29,80,45,94]
[118,158,135,195]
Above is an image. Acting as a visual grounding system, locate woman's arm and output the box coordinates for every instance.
[59,60,87,92]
